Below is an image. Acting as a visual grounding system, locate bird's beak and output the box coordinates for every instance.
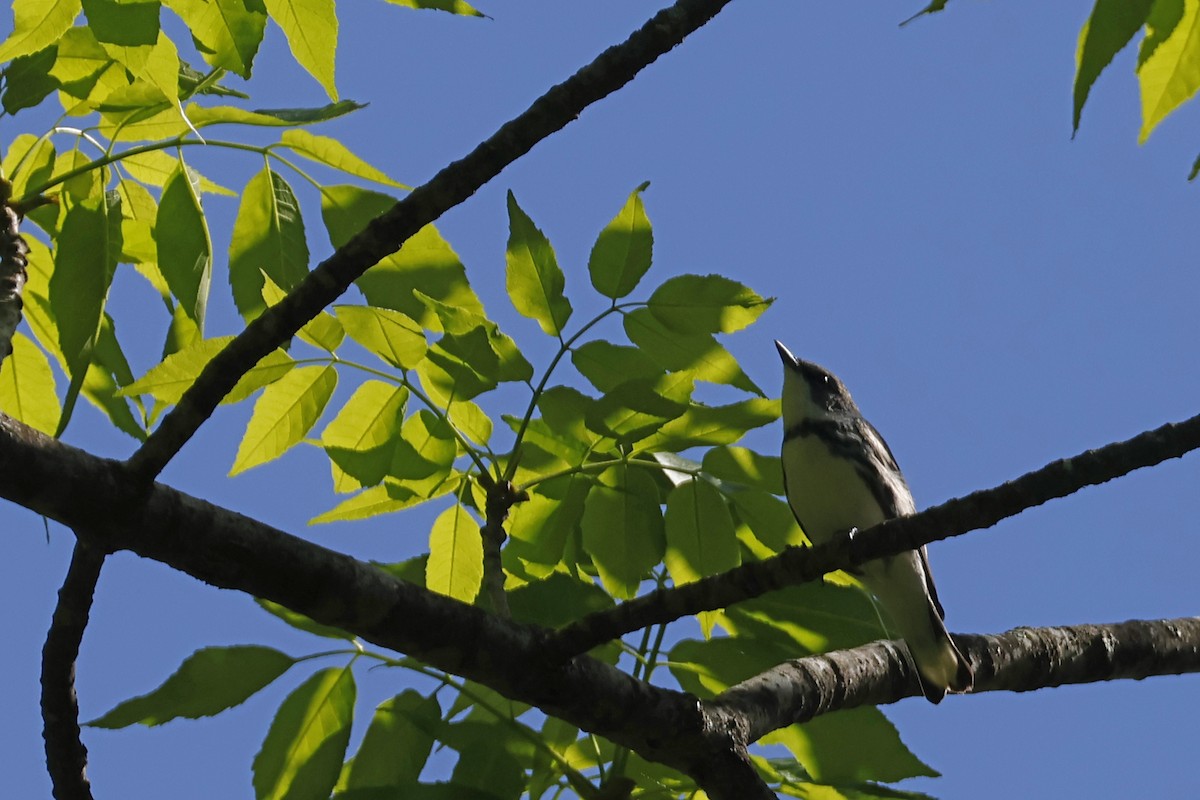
[775,340,798,367]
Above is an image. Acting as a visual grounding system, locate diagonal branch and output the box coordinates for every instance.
[125,0,736,483]
[546,410,1200,659]
[711,617,1200,743]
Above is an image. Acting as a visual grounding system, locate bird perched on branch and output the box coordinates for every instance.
[775,340,972,703]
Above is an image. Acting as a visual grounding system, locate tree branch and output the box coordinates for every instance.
[713,617,1200,743]
[4,411,1199,796]
[41,539,106,800]
[125,0,736,483]
[546,410,1200,659]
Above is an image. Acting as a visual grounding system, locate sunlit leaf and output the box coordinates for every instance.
[584,373,693,444]
[384,0,485,17]
[570,340,661,393]
[121,336,294,405]
[280,129,406,187]
[0,0,80,62]
[321,380,407,492]
[588,181,652,300]
[426,502,483,603]
[262,0,338,100]
[229,167,309,321]
[335,305,427,369]
[256,598,354,641]
[0,332,61,434]
[1137,0,1200,142]
[1,46,61,115]
[646,273,772,335]
[231,364,337,474]
[343,691,441,790]
[252,666,355,800]
[260,273,343,352]
[624,307,763,395]
[166,0,267,78]
[505,191,571,337]
[309,481,426,524]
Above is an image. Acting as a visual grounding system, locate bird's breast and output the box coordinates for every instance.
[781,433,887,545]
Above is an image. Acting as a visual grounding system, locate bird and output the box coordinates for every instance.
[775,340,972,703]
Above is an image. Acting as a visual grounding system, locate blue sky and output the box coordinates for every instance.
[5,2,1200,797]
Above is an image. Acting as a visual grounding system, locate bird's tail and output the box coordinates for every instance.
[907,607,973,704]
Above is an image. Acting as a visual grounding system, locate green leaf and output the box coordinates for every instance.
[389,409,458,484]
[765,708,936,784]
[87,646,296,728]
[165,0,267,78]
[2,46,61,115]
[260,273,344,352]
[0,332,61,434]
[121,336,295,405]
[256,598,354,641]
[505,191,572,337]
[51,192,120,384]
[384,0,486,17]
[1074,0,1154,133]
[726,488,805,552]
[0,0,80,62]
[584,373,693,444]
[589,182,652,299]
[418,328,502,404]
[506,476,591,569]
[450,743,525,800]
[624,307,763,395]
[309,481,427,524]
[570,340,661,393]
[253,666,355,800]
[157,164,212,329]
[581,464,664,599]
[507,569,613,628]
[1137,0,1200,142]
[321,380,407,493]
[647,274,771,334]
[80,312,147,440]
[322,188,483,328]
[1,134,55,201]
[664,478,740,585]
[446,399,491,447]
[280,129,406,187]
[638,397,779,452]
[426,503,483,603]
[899,0,950,27]
[263,0,338,101]
[335,305,427,369]
[702,446,784,495]
[231,364,337,474]
[229,167,309,321]
[343,691,440,790]
[81,0,159,47]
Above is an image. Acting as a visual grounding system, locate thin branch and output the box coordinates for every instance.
[41,539,106,800]
[125,0,737,483]
[546,409,1200,659]
[710,616,1200,743]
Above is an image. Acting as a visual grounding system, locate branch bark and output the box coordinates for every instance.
[547,409,1200,659]
[714,617,1200,743]
[41,539,105,800]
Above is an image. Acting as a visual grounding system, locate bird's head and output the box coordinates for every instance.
[775,340,860,423]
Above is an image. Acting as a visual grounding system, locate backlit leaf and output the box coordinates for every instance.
[581,464,664,599]
[588,182,652,299]
[253,666,355,800]
[505,191,571,337]
[0,332,61,434]
[646,274,771,334]
[426,503,483,602]
[335,305,427,369]
[157,164,212,328]
[263,0,338,100]
[231,364,337,474]
[229,167,309,321]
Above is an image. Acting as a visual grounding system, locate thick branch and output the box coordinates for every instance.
[548,410,1200,658]
[41,540,105,800]
[125,0,735,483]
[713,617,1200,742]
[0,416,742,784]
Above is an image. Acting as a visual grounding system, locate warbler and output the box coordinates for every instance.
[776,340,972,702]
